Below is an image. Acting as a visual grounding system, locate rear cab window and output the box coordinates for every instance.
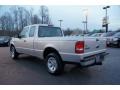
[38,26,62,37]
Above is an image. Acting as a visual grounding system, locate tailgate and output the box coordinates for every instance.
[84,37,106,53]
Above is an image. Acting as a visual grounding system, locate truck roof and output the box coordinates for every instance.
[24,24,53,28]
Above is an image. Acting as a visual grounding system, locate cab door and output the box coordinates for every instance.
[15,26,29,54]
[25,26,36,55]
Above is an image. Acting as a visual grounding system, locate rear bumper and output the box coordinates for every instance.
[107,41,119,47]
[60,49,107,66]
[80,52,108,66]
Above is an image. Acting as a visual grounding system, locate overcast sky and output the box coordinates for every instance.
[2,5,120,31]
[47,5,120,31]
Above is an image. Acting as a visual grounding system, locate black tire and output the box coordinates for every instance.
[10,46,19,59]
[7,42,10,47]
[45,53,64,75]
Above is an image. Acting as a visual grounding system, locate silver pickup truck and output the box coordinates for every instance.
[10,24,107,75]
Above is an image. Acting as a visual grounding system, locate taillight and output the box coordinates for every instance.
[75,41,84,54]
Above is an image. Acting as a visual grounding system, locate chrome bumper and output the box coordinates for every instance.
[61,49,108,66]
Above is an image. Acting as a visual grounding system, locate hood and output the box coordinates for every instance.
[0,37,5,41]
[0,36,9,42]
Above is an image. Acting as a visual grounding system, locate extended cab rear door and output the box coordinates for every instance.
[15,26,29,54]
[25,26,36,55]
[15,26,36,55]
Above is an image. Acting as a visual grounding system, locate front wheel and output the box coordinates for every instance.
[10,46,19,59]
[46,53,64,75]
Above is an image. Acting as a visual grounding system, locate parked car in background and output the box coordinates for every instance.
[0,36,11,46]
[83,34,91,36]
[90,33,103,37]
[108,32,120,47]
[101,32,117,47]
[88,32,118,47]
[101,32,116,37]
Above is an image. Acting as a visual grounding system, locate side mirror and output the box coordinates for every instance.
[18,34,22,38]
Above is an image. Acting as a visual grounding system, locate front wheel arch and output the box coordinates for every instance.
[10,44,15,51]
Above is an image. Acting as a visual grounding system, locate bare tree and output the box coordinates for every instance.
[23,8,31,26]
[63,28,73,36]
[29,7,34,24]
[39,6,50,24]
[0,12,13,31]
[6,12,14,31]
[32,14,40,24]
[10,6,19,31]
[0,15,6,30]
[17,6,24,30]
[0,5,52,32]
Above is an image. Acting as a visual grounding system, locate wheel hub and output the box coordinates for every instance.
[47,57,57,72]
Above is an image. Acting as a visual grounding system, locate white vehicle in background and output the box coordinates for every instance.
[106,32,120,47]
[10,24,107,75]
[90,33,103,37]
[100,32,117,46]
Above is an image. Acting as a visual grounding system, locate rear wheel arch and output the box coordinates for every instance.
[43,47,62,61]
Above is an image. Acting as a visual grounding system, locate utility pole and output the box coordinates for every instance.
[103,6,110,32]
[85,15,88,33]
[82,21,86,34]
[58,20,63,28]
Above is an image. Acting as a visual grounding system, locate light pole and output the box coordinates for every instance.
[82,21,86,34]
[85,15,88,33]
[58,20,63,28]
[83,9,88,33]
[103,6,110,32]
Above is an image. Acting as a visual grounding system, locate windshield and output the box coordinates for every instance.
[105,32,116,37]
[0,36,9,39]
[0,36,6,40]
[38,26,62,37]
[0,36,10,41]
[101,33,106,37]
[113,32,120,37]
[91,33,102,37]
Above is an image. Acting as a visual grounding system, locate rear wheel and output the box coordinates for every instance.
[10,46,19,59]
[46,53,64,75]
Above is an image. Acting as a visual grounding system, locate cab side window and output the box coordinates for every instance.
[29,26,36,37]
[19,27,29,38]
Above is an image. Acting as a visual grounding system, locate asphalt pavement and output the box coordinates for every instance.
[0,47,120,85]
